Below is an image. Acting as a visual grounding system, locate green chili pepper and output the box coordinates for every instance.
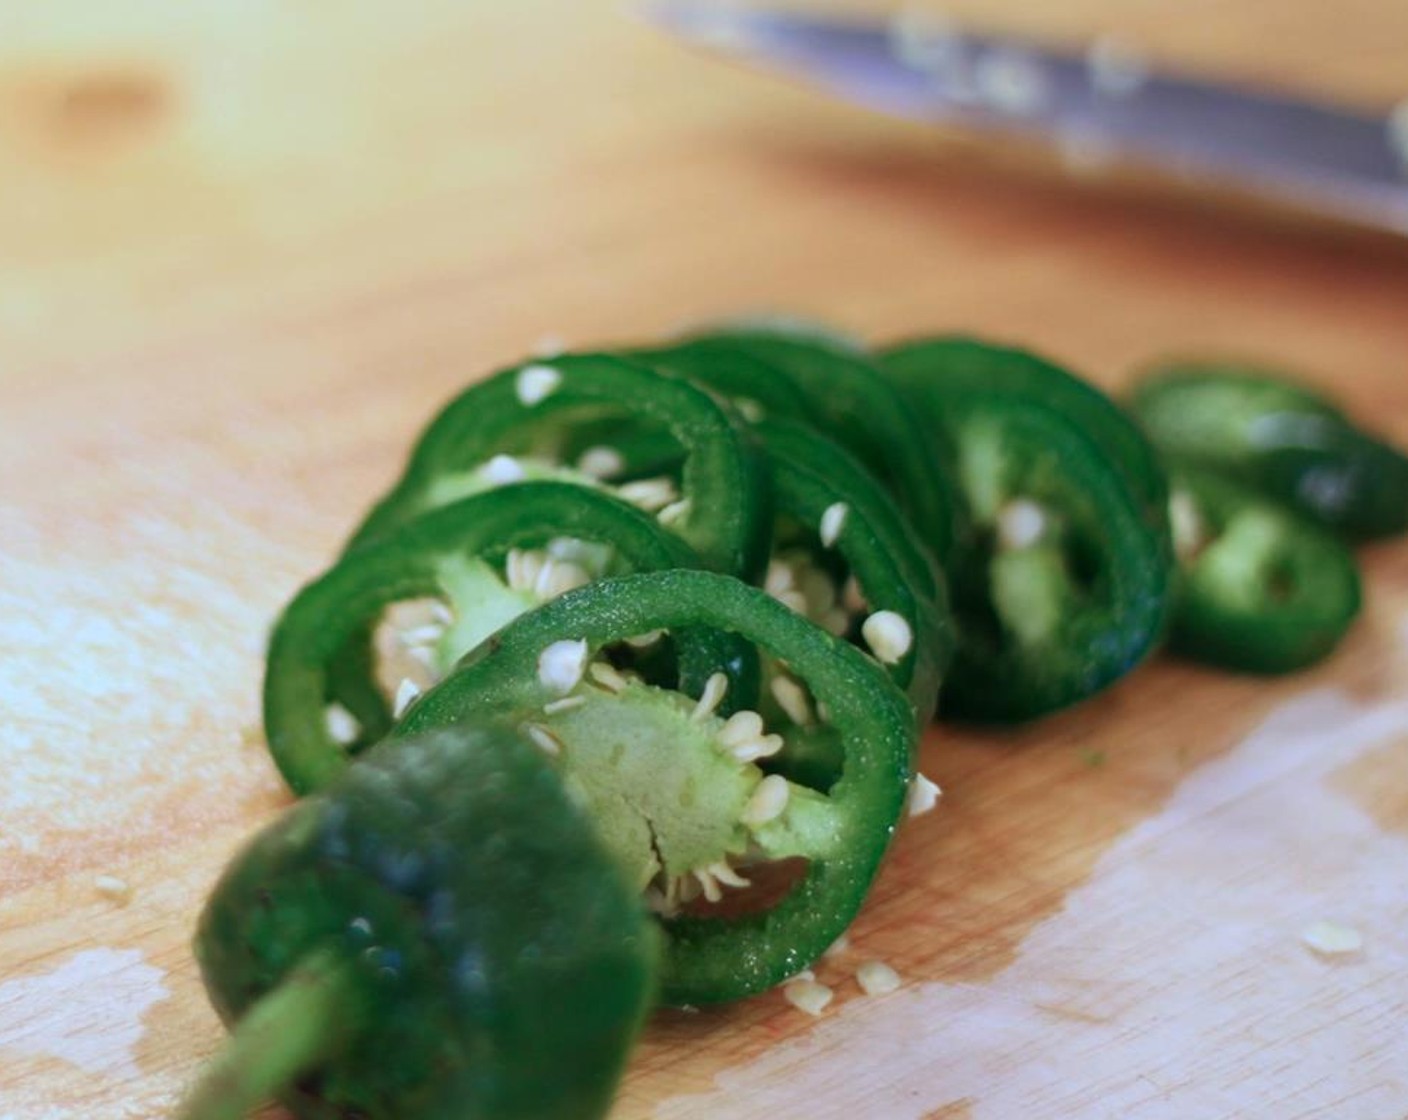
[751,418,951,789]
[882,336,1169,523]
[182,724,658,1120]
[1130,361,1408,539]
[1166,467,1362,672]
[679,329,961,567]
[267,483,757,795]
[876,344,1174,721]
[348,353,771,578]
[396,568,915,1006]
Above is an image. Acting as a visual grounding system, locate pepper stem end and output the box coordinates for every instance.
[176,948,364,1120]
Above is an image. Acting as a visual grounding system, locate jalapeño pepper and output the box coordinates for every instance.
[1166,467,1362,672]
[181,724,657,1120]
[754,417,952,725]
[883,335,1169,523]
[396,568,915,1006]
[878,345,1173,721]
[267,483,756,795]
[1130,361,1408,539]
[679,329,961,566]
[348,353,770,578]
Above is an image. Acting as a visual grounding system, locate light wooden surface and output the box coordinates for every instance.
[3,3,1408,1118]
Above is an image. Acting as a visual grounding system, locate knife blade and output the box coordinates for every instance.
[648,2,1408,233]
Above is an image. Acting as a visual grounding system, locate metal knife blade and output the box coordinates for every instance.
[648,2,1408,233]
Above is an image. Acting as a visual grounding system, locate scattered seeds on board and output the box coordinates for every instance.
[95,875,133,906]
[1301,920,1363,957]
[855,960,902,996]
[783,978,834,1017]
[906,772,942,817]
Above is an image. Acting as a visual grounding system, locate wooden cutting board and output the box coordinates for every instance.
[3,3,1407,1118]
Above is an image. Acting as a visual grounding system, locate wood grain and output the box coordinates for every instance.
[3,3,1407,1118]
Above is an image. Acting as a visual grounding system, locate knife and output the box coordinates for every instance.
[647,2,1408,234]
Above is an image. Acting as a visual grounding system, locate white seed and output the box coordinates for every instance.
[996,498,1048,550]
[658,498,692,526]
[524,723,564,757]
[907,772,943,818]
[842,575,867,614]
[617,477,679,513]
[543,696,587,715]
[778,589,809,616]
[764,558,796,597]
[855,960,902,996]
[624,629,665,649]
[429,600,454,624]
[863,610,913,664]
[1169,490,1207,561]
[708,860,751,889]
[1301,920,1363,957]
[676,872,702,904]
[515,363,562,406]
[588,661,630,693]
[824,934,851,958]
[791,968,816,983]
[692,866,723,904]
[741,774,791,825]
[1086,34,1147,99]
[691,672,729,721]
[406,644,438,668]
[481,454,527,485]
[783,978,834,1017]
[819,502,849,548]
[718,710,765,748]
[798,567,839,612]
[769,674,813,726]
[324,703,360,745]
[398,622,446,648]
[505,548,544,592]
[393,678,422,717]
[94,875,132,905]
[537,558,592,599]
[537,638,589,695]
[576,445,624,480]
[730,734,784,764]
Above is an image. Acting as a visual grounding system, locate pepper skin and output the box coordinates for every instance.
[1167,467,1362,673]
[755,417,953,726]
[396,568,916,1006]
[266,483,756,795]
[875,358,1172,721]
[1130,361,1408,539]
[347,352,771,578]
[184,724,658,1120]
[882,335,1169,525]
[681,329,962,567]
